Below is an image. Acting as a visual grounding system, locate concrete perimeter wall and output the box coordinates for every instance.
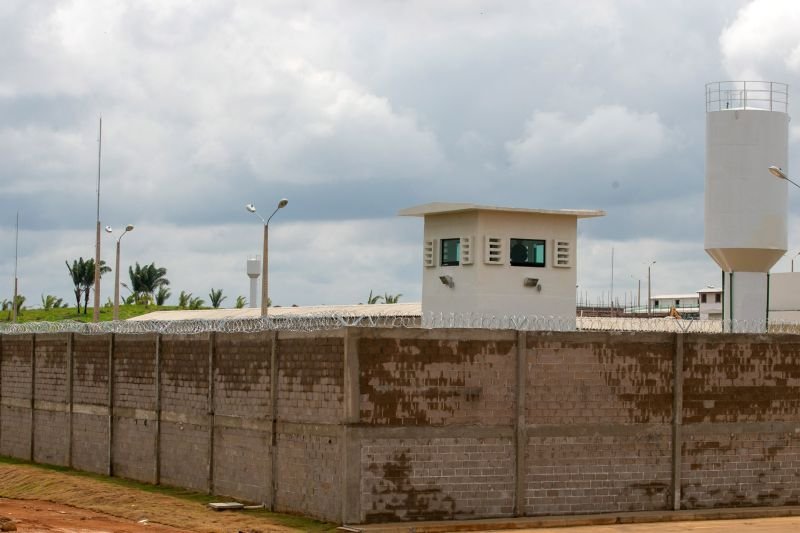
[1,328,799,524]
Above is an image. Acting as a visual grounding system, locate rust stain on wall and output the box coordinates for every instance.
[365,451,460,522]
[359,337,515,425]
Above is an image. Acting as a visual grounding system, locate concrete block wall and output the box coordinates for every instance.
[71,334,110,474]
[213,332,271,504]
[523,333,674,515]
[681,334,800,509]
[2,327,800,525]
[0,335,33,460]
[112,334,157,483]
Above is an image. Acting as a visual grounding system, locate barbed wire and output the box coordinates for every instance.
[1,312,799,336]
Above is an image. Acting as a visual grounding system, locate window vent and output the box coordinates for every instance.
[484,236,504,264]
[461,236,474,265]
[423,239,436,267]
[552,239,572,268]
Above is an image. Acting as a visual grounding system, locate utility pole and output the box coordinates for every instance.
[12,212,19,322]
[93,117,102,322]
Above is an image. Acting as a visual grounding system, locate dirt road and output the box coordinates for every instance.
[0,498,191,532]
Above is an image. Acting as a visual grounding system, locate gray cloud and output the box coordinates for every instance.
[7,0,800,309]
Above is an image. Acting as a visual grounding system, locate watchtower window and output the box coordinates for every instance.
[441,238,460,266]
[510,238,545,267]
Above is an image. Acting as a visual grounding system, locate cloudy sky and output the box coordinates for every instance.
[3,0,800,310]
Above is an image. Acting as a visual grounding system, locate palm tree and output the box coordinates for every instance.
[41,294,64,310]
[383,293,402,304]
[66,258,89,312]
[188,296,205,310]
[178,290,192,309]
[81,259,110,315]
[128,262,170,305]
[155,286,171,306]
[366,290,383,304]
[235,295,247,309]
[209,288,226,309]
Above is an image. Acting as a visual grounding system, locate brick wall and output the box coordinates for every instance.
[1,328,800,525]
[33,334,69,466]
[159,334,210,492]
[277,332,344,424]
[71,334,109,474]
[112,335,158,483]
[523,332,674,515]
[361,436,515,522]
[275,425,342,521]
[0,335,33,459]
[213,332,271,503]
[681,334,800,509]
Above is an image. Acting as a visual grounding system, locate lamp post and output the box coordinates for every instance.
[11,212,19,322]
[105,224,134,321]
[246,198,288,317]
[93,118,103,323]
[769,166,800,189]
[647,261,656,317]
[768,166,799,273]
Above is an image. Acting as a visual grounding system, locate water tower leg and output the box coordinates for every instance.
[727,271,768,333]
[250,278,258,308]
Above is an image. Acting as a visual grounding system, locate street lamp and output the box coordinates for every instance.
[646,261,656,317]
[769,166,800,189]
[246,198,288,317]
[105,224,134,321]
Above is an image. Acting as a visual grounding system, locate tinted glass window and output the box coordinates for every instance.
[441,238,460,266]
[510,239,545,267]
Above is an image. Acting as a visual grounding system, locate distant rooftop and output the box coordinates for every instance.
[128,303,422,321]
[398,202,605,218]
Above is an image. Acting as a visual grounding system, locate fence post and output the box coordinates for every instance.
[0,333,3,454]
[207,332,216,494]
[154,334,161,485]
[66,333,73,468]
[514,330,527,517]
[342,327,361,524]
[107,333,115,477]
[269,330,278,511]
[672,333,684,511]
[29,334,35,462]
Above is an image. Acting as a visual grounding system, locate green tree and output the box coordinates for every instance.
[235,295,247,309]
[188,296,205,310]
[66,258,89,312]
[155,286,171,306]
[41,294,64,310]
[80,259,110,315]
[366,290,382,304]
[383,293,402,304]
[209,288,226,309]
[128,262,170,306]
[178,290,192,309]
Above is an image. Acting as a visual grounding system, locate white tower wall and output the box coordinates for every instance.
[247,256,261,309]
[704,81,789,332]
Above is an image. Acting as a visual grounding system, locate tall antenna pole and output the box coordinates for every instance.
[12,212,19,322]
[610,247,615,315]
[93,117,102,322]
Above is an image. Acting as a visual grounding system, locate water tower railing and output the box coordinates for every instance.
[706,81,788,113]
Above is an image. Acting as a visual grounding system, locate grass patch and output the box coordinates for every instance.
[0,304,179,324]
[0,455,336,532]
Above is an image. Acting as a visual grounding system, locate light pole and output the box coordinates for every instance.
[768,166,799,274]
[769,166,800,188]
[246,199,288,317]
[647,261,656,317]
[105,224,134,321]
[11,212,19,322]
[93,117,103,323]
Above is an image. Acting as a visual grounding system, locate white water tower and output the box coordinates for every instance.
[704,81,789,331]
[247,255,261,309]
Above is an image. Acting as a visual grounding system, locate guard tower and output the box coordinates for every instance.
[704,81,789,331]
[399,202,604,320]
